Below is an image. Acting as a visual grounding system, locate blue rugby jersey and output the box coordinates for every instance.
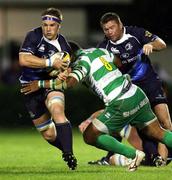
[19,27,71,82]
[98,26,158,81]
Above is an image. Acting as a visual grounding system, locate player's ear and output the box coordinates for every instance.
[119,22,123,30]
[56,23,61,29]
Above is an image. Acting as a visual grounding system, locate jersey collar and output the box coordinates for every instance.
[109,27,132,45]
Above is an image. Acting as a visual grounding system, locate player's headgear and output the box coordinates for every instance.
[41,7,63,24]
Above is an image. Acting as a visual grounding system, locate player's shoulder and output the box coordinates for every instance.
[125,25,145,34]
[58,33,70,47]
[26,27,42,41]
[58,33,68,42]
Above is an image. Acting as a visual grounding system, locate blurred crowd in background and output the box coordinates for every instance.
[0,41,20,86]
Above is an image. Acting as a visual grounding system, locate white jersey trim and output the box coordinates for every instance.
[92,118,109,134]
[117,84,137,100]
[43,36,62,52]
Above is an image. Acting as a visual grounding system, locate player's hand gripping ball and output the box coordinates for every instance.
[49,51,70,77]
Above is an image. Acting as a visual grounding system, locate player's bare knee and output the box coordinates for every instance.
[143,120,166,141]
[42,128,56,141]
[35,119,56,141]
[160,122,172,131]
[52,106,64,115]
[46,93,64,110]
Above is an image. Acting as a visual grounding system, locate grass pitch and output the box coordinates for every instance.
[0,128,171,180]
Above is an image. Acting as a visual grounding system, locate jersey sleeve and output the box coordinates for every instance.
[70,56,90,82]
[19,29,40,54]
[129,26,158,45]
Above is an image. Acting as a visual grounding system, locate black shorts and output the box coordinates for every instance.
[22,88,62,120]
[133,71,167,108]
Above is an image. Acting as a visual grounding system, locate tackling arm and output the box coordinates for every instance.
[113,56,122,68]
[20,74,79,95]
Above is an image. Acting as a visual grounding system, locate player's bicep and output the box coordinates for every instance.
[19,53,32,66]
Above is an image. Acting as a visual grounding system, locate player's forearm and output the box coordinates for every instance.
[38,76,78,90]
[148,38,166,51]
[19,53,47,68]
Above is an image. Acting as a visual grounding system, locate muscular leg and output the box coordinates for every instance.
[154,103,172,130]
[84,123,137,159]
[45,91,77,170]
[141,119,172,149]
[125,126,143,151]
[84,122,145,171]
[46,91,73,153]
[33,113,63,150]
[81,110,120,165]
[154,103,172,160]
[98,136,122,165]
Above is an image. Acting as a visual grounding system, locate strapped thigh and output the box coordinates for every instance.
[35,118,55,132]
[46,95,64,108]
[92,118,109,134]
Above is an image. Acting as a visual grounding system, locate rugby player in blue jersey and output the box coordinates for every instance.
[93,12,171,166]
[19,7,77,170]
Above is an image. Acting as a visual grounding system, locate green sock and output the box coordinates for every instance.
[162,131,172,148]
[96,134,136,159]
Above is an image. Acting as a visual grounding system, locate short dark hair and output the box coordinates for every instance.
[100,12,121,26]
[68,41,82,63]
[69,41,81,54]
[41,7,63,21]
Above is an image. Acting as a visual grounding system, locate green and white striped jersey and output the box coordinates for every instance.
[70,48,130,105]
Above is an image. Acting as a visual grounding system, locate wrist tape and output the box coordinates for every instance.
[38,80,45,88]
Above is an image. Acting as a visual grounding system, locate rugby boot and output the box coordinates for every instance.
[62,152,77,170]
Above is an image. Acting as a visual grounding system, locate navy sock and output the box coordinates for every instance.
[55,121,73,153]
[105,151,114,160]
[47,138,63,151]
